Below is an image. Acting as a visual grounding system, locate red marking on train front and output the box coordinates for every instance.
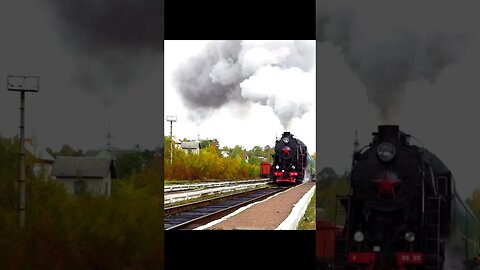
[282,146,291,155]
[372,171,401,198]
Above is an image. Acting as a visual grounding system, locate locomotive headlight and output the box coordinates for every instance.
[405,231,415,242]
[353,231,364,242]
[276,165,280,169]
[282,138,289,144]
[377,142,396,162]
[292,165,295,169]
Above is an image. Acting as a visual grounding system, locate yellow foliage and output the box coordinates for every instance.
[164,137,259,181]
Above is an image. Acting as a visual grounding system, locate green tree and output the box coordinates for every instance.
[264,146,275,163]
[317,175,350,223]
[116,152,145,179]
[318,167,338,181]
[230,145,244,159]
[199,140,210,149]
[199,139,219,152]
[58,144,78,156]
[141,149,154,165]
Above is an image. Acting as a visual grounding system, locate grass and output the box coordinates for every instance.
[164,186,267,209]
[298,190,316,230]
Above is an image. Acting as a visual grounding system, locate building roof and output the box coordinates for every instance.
[51,156,117,179]
[85,147,140,158]
[25,142,55,162]
[181,142,200,149]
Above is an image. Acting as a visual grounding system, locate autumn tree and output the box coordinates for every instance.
[467,188,480,219]
[163,137,259,181]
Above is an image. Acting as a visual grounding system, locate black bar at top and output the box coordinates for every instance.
[165,0,316,40]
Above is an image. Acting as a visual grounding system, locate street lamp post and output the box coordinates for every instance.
[166,116,177,165]
[7,75,39,228]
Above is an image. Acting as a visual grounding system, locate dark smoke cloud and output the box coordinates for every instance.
[173,41,243,113]
[318,3,467,122]
[46,0,163,106]
[173,40,315,128]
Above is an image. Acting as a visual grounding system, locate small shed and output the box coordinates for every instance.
[181,141,200,154]
[51,156,117,196]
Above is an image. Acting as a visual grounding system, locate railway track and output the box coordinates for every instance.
[164,181,271,205]
[164,185,290,230]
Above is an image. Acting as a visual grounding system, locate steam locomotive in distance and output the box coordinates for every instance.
[332,125,480,270]
[270,131,309,184]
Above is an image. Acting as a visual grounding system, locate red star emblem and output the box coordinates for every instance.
[372,171,401,198]
[282,146,291,155]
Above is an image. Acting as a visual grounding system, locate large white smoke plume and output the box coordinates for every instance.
[173,40,315,129]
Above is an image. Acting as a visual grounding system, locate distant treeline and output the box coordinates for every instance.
[0,136,163,269]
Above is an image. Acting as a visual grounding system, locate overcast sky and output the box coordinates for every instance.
[0,0,163,153]
[317,0,480,198]
[164,40,316,153]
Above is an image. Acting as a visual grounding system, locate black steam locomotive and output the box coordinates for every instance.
[271,132,308,184]
[333,125,480,270]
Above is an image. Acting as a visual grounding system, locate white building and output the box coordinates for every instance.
[181,141,200,154]
[51,156,117,196]
[220,150,230,158]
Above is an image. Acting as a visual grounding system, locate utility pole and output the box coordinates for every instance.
[104,122,115,150]
[7,75,39,228]
[166,116,177,165]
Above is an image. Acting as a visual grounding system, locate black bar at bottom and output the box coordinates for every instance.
[165,230,315,270]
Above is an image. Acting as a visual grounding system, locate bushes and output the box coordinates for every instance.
[0,179,164,270]
[0,136,163,270]
[164,139,260,181]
